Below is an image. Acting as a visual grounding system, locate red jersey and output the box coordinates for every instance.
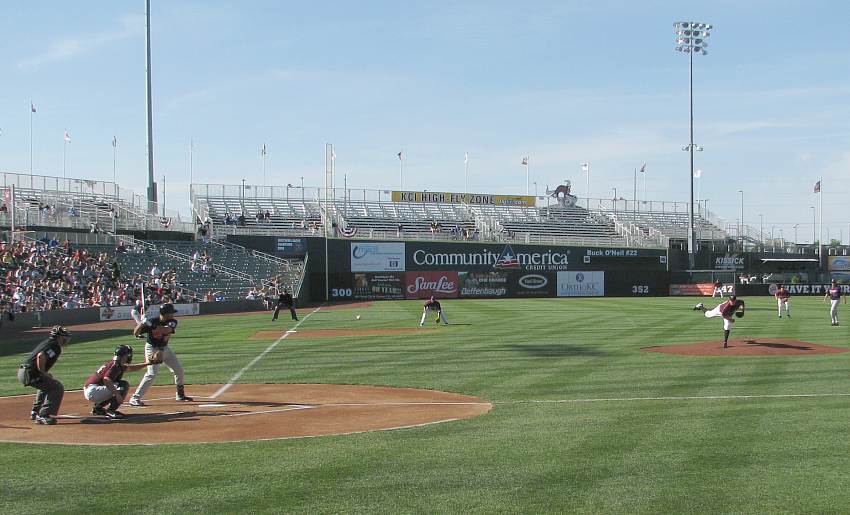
[85,359,124,388]
[775,288,790,299]
[719,300,737,318]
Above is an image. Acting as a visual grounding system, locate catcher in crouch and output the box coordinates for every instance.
[693,296,746,348]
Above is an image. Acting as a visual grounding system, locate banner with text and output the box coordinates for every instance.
[99,303,200,322]
[828,256,850,271]
[352,272,405,300]
[351,242,406,272]
[405,271,460,299]
[458,271,509,298]
[392,190,536,207]
[556,271,605,297]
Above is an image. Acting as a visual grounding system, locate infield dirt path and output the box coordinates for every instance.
[0,384,491,445]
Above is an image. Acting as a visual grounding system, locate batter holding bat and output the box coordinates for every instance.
[129,303,193,406]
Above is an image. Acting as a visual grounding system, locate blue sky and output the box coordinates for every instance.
[2,1,849,243]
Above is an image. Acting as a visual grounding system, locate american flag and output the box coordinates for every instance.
[639,163,646,174]
[521,156,528,166]
[64,131,71,143]
[31,103,36,113]
[814,180,821,193]
[494,244,521,269]
[397,151,404,161]
[112,136,117,148]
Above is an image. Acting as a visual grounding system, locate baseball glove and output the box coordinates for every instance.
[148,350,164,364]
[735,310,745,318]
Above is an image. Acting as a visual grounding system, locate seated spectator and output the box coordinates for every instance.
[264,210,271,222]
[67,206,78,217]
[115,240,127,253]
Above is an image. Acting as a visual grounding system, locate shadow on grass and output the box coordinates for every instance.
[0,329,131,358]
[504,343,607,357]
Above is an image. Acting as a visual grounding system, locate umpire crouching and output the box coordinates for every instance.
[17,325,70,425]
[272,289,298,321]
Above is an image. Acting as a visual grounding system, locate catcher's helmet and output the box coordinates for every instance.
[50,325,70,338]
[160,303,176,315]
[115,344,134,363]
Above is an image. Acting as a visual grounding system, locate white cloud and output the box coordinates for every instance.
[17,14,143,69]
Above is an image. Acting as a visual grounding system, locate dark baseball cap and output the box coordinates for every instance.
[159,303,177,315]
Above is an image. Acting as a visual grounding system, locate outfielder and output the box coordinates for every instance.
[84,345,152,419]
[824,280,845,326]
[17,326,70,425]
[774,285,791,318]
[129,303,193,406]
[420,296,449,326]
[694,296,746,348]
[712,279,724,298]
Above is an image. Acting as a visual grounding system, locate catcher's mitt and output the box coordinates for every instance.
[735,310,745,318]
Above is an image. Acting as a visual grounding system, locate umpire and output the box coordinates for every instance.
[17,325,70,425]
[272,289,298,322]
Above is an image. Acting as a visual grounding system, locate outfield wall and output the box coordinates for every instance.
[290,238,669,302]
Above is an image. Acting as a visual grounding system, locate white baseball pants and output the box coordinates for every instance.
[131,343,185,401]
[420,307,448,325]
[777,299,790,317]
[831,299,840,324]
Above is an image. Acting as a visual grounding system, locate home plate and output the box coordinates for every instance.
[198,403,229,408]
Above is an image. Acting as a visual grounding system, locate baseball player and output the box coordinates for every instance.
[712,279,724,298]
[272,289,298,322]
[774,285,791,318]
[128,303,193,406]
[420,296,449,326]
[693,296,746,348]
[17,326,70,425]
[824,280,845,326]
[84,345,152,419]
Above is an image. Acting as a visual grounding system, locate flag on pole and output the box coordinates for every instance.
[693,169,702,178]
[397,151,404,161]
[464,152,469,165]
[814,180,821,193]
[64,131,71,142]
[639,163,646,174]
[521,156,528,166]
[31,103,36,113]
[112,136,117,148]
[261,143,267,156]
[331,149,336,161]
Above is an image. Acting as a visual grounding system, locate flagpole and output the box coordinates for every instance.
[63,133,67,178]
[189,139,193,193]
[113,137,118,183]
[526,158,530,195]
[262,143,267,186]
[633,167,637,219]
[819,177,823,270]
[464,153,468,194]
[643,168,647,205]
[29,101,33,175]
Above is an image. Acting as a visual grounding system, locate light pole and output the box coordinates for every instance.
[533,181,538,197]
[581,162,590,209]
[241,178,246,201]
[738,190,744,245]
[675,21,712,267]
[759,213,763,246]
[811,206,816,244]
[300,176,304,200]
[793,224,799,244]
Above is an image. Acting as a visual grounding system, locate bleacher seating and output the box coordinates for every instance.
[608,210,728,241]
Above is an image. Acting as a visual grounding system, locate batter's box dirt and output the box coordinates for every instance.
[642,338,850,357]
[250,328,434,340]
[0,384,491,445]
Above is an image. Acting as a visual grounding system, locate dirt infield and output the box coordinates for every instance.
[0,384,491,445]
[250,327,431,340]
[643,339,850,356]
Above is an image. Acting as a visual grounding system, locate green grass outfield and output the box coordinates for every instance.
[2,296,850,514]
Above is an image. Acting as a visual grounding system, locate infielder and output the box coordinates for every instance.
[129,303,193,406]
[774,285,791,318]
[694,296,746,348]
[420,296,449,326]
[17,326,70,425]
[824,280,845,326]
[712,279,724,298]
[84,345,152,419]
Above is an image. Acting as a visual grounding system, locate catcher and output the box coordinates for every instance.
[83,344,153,419]
[128,303,193,406]
[693,296,746,348]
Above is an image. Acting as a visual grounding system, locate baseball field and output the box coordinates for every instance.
[2,296,850,514]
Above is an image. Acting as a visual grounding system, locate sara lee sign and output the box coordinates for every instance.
[405,272,459,299]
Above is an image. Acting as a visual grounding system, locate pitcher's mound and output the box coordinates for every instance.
[0,384,491,446]
[643,339,850,356]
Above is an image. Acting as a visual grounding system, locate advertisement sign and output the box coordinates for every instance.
[392,190,536,207]
[276,237,307,257]
[405,271,459,299]
[352,272,405,300]
[458,271,509,298]
[556,271,605,297]
[767,283,850,296]
[350,242,406,272]
[99,303,200,322]
[510,272,556,297]
[828,256,850,271]
[712,253,747,271]
[669,283,734,296]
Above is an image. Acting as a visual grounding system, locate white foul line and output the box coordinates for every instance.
[494,392,850,404]
[210,305,324,399]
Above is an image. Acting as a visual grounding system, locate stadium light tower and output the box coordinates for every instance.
[674,21,712,268]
